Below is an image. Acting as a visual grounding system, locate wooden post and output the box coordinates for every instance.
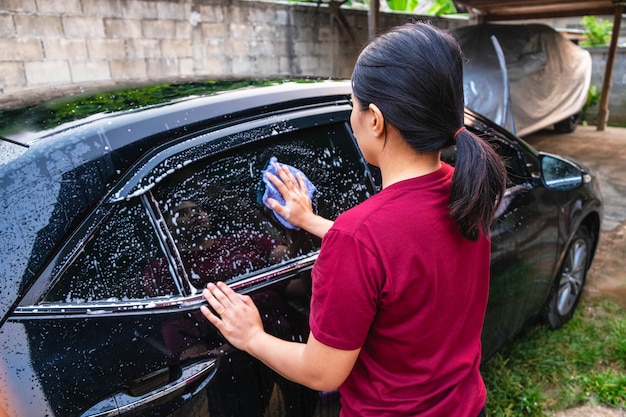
[368,0,379,41]
[597,4,624,130]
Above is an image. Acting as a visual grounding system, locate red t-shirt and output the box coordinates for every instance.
[310,163,490,417]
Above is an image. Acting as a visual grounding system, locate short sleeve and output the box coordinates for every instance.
[309,228,384,351]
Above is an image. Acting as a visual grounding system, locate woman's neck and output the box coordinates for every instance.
[378,135,441,188]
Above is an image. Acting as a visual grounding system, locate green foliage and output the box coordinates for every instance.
[385,0,457,14]
[386,0,417,12]
[581,15,613,47]
[482,300,626,416]
[482,356,545,416]
[346,0,369,7]
[286,0,457,14]
[428,0,457,15]
[581,84,601,125]
[580,371,626,406]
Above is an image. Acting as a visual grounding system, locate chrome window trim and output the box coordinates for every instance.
[13,254,318,318]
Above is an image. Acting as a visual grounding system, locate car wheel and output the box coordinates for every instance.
[544,225,591,329]
[553,113,580,133]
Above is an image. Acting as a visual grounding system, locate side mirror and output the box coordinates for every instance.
[539,154,583,191]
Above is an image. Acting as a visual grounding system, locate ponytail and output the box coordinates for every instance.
[449,128,507,241]
[352,22,507,240]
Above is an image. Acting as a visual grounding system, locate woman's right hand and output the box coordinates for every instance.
[265,162,314,228]
[265,163,333,239]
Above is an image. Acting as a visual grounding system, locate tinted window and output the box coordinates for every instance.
[43,200,171,303]
[441,139,527,188]
[149,122,374,293]
[462,125,530,188]
[496,140,530,187]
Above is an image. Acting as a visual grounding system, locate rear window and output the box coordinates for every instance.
[43,200,168,303]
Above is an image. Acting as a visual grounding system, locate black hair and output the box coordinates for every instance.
[351,22,506,241]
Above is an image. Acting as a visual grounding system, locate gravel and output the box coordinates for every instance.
[552,405,626,417]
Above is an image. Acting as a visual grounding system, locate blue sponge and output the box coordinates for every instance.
[260,157,317,230]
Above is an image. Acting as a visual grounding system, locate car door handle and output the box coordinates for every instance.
[80,357,219,417]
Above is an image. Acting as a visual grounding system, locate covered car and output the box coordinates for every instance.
[452,23,592,136]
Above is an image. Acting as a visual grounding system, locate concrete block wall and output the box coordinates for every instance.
[587,47,626,125]
[1,0,623,124]
[0,0,464,107]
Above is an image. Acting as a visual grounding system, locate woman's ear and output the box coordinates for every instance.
[368,103,385,138]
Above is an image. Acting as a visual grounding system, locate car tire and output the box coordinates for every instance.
[553,113,580,134]
[544,225,591,329]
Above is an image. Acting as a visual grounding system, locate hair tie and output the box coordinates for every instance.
[453,126,466,141]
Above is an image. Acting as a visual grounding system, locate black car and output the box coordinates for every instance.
[0,80,602,417]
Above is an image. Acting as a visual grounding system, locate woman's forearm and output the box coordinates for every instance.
[201,283,358,392]
[246,330,358,392]
[300,214,334,240]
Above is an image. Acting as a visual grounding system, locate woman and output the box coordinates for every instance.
[200,22,506,416]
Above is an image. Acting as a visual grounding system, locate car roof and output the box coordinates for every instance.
[0,79,351,146]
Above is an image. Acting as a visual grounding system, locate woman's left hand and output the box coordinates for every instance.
[200,281,264,352]
[201,282,360,392]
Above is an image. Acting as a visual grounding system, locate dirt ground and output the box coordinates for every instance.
[553,405,626,417]
[525,125,626,417]
[584,221,626,309]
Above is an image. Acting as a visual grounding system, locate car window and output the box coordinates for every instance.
[41,121,375,304]
[149,122,375,293]
[441,133,529,189]
[495,139,530,187]
[43,200,170,303]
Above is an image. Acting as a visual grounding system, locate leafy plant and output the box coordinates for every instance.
[384,0,457,15]
[581,371,626,406]
[386,0,418,12]
[428,0,457,15]
[581,15,613,47]
[581,84,601,125]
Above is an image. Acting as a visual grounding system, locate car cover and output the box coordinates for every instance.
[452,23,592,137]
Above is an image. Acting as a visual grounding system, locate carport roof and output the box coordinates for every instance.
[456,0,621,21]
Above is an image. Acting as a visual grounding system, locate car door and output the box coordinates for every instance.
[2,102,375,417]
[478,129,560,359]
